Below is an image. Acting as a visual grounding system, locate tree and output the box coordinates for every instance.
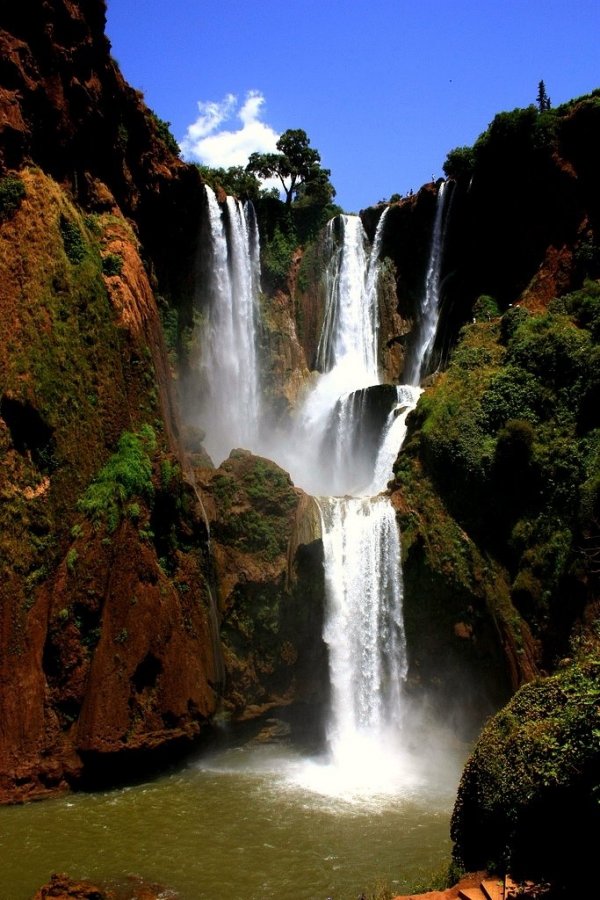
[536,80,551,112]
[247,129,334,206]
[196,164,261,202]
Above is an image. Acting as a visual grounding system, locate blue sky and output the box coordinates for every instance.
[105,0,600,212]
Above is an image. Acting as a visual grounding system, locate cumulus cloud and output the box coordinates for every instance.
[180,90,280,168]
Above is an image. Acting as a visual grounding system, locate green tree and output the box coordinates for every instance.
[197,165,262,201]
[536,80,551,111]
[247,129,334,206]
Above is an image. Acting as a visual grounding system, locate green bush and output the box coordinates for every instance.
[262,224,296,286]
[77,425,157,532]
[102,253,123,276]
[479,366,545,432]
[0,175,26,220]
[148,111,179,155]
[197,164,261,202]
[60,215,86,264]
[66,548,78,573]
[499,305,530,344]
[472,294,500,321]
[452,656,600,885]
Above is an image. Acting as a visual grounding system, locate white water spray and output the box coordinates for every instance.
[282,210,392,496]
[193,185,262,464]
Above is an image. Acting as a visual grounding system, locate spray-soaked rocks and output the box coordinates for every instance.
[198,450,328,728]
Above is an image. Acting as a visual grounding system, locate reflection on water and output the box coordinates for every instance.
[0,741,465,900]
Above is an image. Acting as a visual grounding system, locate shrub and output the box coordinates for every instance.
[60,215,86,263]
[479,366,544,432]
[0,175,26,219]
[499,305,530,344]
[472,294,500,321]
[102,253,123,276]
[262,224,296,286]
[77,425,156,532]
[495,419,535,469]
[148,111,180,155]
[66,548,78,573]
[443,145,475,180]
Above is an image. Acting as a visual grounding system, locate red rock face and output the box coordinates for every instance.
[0,167,221,803]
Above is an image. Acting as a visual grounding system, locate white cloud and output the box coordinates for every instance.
[180,90,280,169]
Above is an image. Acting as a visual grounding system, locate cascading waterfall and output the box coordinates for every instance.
[193,185,261,464]
[404,180,449,386]
[316,213,381,378]
[293,208,425,793]
[314,494,411,793]
[309,190,450,789]
[283,210,390,497]
[195,192,448,797]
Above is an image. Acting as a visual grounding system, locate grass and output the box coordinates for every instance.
[77,425,157,532]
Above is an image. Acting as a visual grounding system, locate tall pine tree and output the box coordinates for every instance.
[536,80,551,111]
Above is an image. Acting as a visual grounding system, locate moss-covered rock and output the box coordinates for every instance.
[200,451,327,726]
[451,653,600,889]
[393,283,600,680]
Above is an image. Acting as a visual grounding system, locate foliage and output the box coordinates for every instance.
[197,164,262,202]
[0,175,26,219]
[148,110,180,155]
[452,655,600,886]
[77,425,157,532]
[472,294,500,321]
[397,281,600,651]
[66,548,78,573]
[213,456,297,560]
[443,145,475,179]
[60,215,86,263]
[536,79,551,111]
[102,253,123,276]
[441,87,595,181]
[247,128,334,206]
[262,224,296,285]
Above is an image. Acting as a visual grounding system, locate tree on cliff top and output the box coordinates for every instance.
[247,129,334,206]
[536,80,551,111]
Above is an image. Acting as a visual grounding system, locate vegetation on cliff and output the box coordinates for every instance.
[0,164,220,800]
[452,651,600,889]
[396,283,599,670]
[392,259,600,886]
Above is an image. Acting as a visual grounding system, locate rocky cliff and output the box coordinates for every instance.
[376,98,600,884]
[0,0,332,803]
[0,0,218,802]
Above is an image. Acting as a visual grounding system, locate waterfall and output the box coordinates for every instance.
[284,210,391,496]
[405,181,449,386]
[193,185,261,465]
[369,384,422,495]
[194,194,446,796]
[320,496,407,761]
[316,215,378,379]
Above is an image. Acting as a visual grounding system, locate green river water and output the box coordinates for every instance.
[0,741,466,900]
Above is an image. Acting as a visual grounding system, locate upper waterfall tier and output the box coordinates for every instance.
[191,185,262,465]
[404,180,450,385]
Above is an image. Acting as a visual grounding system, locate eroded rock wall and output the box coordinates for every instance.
[0,168,220,802]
